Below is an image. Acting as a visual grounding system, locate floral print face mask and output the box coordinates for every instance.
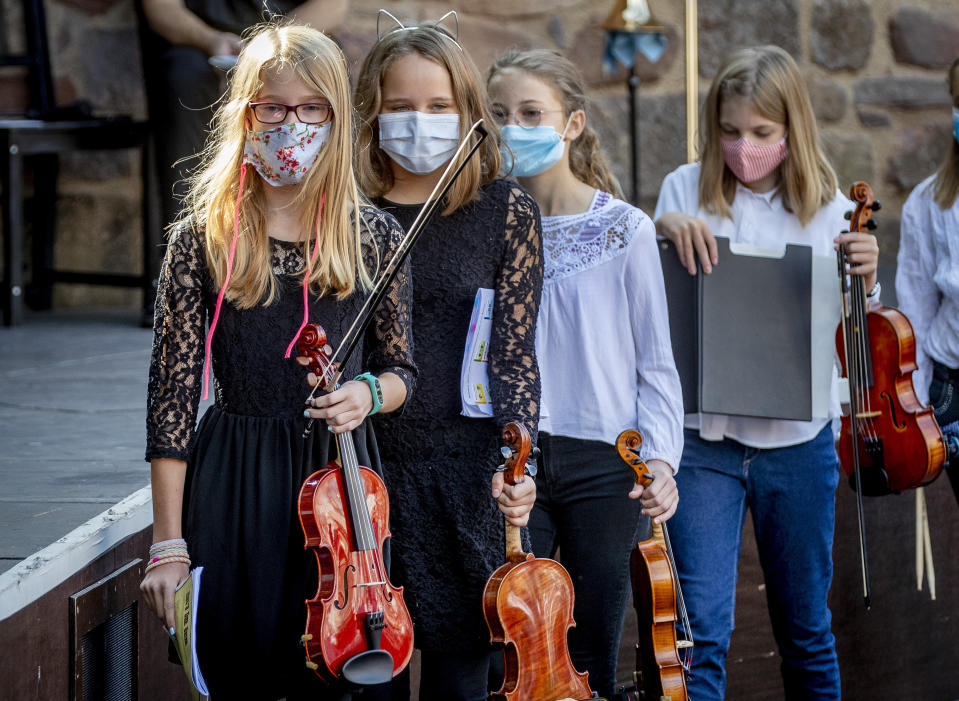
[243,121,331,186]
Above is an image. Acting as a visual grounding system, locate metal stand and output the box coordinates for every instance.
[627,66,640,205]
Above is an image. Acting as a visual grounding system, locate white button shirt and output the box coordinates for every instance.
[654,162,852,448]
[537,193,684,471]
[896,173,959,404]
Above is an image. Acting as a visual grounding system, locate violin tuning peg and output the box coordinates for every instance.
[866,219,878,230]
[843,211,852,220]
[870,200,882,211]
[531,446,542,459]
[500,446,512,460]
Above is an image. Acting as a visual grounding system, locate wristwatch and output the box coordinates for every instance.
[354,372,384,415]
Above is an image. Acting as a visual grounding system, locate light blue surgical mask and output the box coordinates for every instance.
[953,106,959,146]
[500,119,571,178]
[378,111,460,174]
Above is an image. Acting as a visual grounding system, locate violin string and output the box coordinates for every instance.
[661,523,694,670]
[337,429,376,552]
[851,243,877,443]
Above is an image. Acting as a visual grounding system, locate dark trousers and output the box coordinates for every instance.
[383,650,502,701]
[528,433,644,700]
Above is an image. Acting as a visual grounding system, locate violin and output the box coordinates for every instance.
[835,181,946,496]
[616,429,690,701]
[297,323,413,685]
[836,182,947,607]
[483,423,593,701]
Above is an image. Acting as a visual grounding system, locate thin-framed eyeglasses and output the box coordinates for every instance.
[249,102,334,125]
[490,106,564,129]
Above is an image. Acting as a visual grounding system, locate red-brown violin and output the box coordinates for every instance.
[835,181,945,496]
[483,422,592,701]
[616,429,690,701]
[297,323,413,685]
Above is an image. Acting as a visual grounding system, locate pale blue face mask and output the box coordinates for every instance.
[500,119,571,178]
[953,106,959,146]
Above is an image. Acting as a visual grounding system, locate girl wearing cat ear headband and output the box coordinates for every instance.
[354,13,544,700]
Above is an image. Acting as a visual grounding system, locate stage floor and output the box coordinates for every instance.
[0,308,167,575]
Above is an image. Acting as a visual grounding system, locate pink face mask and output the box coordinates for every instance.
[720,135,788,183]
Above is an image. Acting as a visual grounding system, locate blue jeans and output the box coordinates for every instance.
[669,426,841,700]
[528,433,644,700]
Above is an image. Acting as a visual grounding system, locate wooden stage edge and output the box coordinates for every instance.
[0,486,189,699]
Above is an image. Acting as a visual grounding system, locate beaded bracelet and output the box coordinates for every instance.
[145,555,191,573]
[147,538,190,572]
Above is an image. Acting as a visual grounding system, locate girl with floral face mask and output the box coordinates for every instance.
[653,45,879,700]
[353,16,543,700]
[140,23,415,700]
[897,56,959,484]
[486,49,683,701]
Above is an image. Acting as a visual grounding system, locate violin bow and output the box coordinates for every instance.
[302,120,489,431]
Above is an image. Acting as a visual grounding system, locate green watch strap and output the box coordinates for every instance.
[354,372,384,415]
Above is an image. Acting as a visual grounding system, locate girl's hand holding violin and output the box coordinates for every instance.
[491,471,537,527]
[302,375,373,434]
[834,231,879,293]
[628,459,679,524]
[656,212,719,275]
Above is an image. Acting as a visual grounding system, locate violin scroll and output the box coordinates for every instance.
[501,422,532,487]
[616,429,652,487]
[297,323,338,389]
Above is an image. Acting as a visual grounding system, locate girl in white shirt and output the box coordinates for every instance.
[487,49,684,700]
[654,45,878,701]
[897,56,959,455]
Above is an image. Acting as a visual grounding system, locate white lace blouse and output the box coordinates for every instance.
[536,191,684,471]
[896,173,959,404]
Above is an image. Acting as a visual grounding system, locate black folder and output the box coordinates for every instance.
[659,237,813,421]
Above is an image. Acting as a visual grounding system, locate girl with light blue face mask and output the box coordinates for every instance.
[487,49,684,701]
[897,56,959,514]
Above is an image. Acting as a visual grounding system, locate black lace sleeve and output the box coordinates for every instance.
[488,183,543,443]
[361,207,417,407]
[145,227,208,462]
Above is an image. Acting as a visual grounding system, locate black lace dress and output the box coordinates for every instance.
[145,207,415,700]
[373,179,543,654]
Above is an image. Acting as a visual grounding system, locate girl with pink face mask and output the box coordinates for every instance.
[653,45,878,701]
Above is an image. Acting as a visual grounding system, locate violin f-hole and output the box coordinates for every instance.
[879,391,906,429]
[334,564,356,610]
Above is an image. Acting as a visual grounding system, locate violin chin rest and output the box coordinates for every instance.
[342,648,395,686]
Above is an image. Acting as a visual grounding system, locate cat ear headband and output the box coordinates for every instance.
[376,9,463,50]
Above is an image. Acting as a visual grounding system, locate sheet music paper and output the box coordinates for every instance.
[460,288,495,418]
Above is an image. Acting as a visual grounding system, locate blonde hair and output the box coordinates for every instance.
[178,22,369,309]
[699,45,837,227]
[353,21,501,215]
[933,57,959,209]
[487,49,623,200]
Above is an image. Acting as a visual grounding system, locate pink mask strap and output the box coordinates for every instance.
[202,163,247,400]
[284,193,326,358]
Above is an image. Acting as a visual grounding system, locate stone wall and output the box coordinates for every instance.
[3,0,958,307]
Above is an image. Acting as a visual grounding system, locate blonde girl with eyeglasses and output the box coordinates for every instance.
[140,23,415,700]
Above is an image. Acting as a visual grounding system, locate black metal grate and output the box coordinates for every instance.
[79,603,137,701]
